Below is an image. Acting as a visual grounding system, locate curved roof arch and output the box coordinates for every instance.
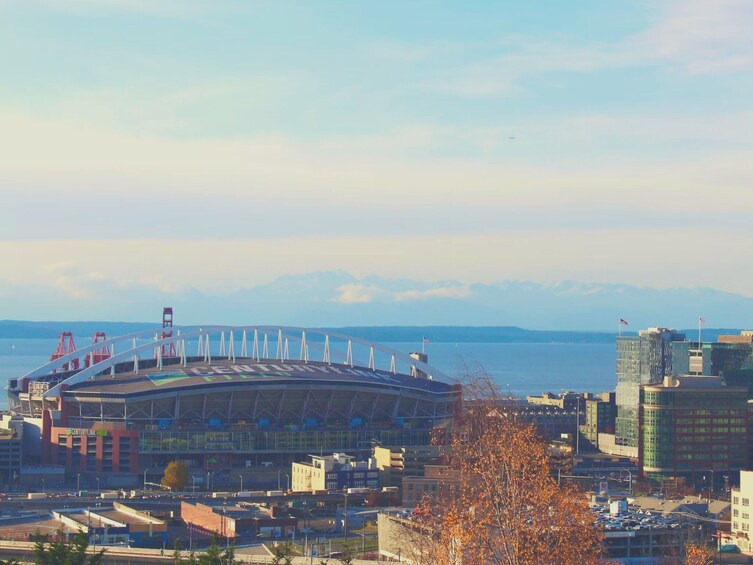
[40,325,452,398]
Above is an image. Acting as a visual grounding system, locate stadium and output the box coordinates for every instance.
[7,325,461,485]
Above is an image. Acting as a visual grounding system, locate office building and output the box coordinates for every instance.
[496,399,581,443]
[673,331,753,394]
[291,452,379,492]
[373,445,439,488]
[581,393,616,451]
[0,430,22,487]
[615,328,685,448]
[527,391,592,411]
[640,375,748,479]
[402,465,457,508]
[729,470,753,554]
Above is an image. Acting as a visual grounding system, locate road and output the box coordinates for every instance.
[0,539,382,565]
[0,491,363,512]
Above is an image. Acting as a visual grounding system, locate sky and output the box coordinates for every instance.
[1,1,753,323]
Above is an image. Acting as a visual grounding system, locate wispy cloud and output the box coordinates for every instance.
[332,284,471,305]
[43,262,180,301]
[0,0,210,17]
[331,284,388,305]
[3,108,753,243]
[637,0,753,73]
[393,287,472,302]
[389,1,753,100]
[422,40,635,98]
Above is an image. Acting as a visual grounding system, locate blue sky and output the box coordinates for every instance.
[1,1,753,322]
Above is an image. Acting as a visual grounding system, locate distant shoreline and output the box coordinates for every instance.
[0,321,740,344]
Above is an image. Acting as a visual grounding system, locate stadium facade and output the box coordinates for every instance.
[7,326,460,481]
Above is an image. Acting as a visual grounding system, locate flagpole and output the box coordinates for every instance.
[422,337,425,355]
[618,318,622,338]
[698,318,702,347]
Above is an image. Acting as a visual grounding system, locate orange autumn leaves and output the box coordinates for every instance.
[409,377,603,565]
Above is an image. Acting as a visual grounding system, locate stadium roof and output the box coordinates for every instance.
[22,325,453,402]
[65,359,456,398]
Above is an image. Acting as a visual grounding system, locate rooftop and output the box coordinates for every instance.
[65,359,456,398]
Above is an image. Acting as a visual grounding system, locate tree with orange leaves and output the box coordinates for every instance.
[684,542,715,565]
[405,373,604,565]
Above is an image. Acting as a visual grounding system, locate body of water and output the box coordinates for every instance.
[0,338,617,410]
[387,341,617,396]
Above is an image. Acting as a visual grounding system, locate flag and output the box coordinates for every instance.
[699,317,706,324]
[422,337,430,343]
[619,319,629,326]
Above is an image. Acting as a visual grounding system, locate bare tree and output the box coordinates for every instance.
[408,373,603,565]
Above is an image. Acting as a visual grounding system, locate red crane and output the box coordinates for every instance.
[161,307,176,358]
[50,332,80,372]
[84,332,111,367]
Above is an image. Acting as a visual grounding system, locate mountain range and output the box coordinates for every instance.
[1,270,752,334]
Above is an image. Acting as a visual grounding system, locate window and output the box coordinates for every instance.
[734,497,740,505]
[744,523,750,532]
[744,513,750,520]
[734,509,740,517]
[744,498,750,507]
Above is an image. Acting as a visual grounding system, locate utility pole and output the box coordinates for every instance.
[576,395,580,455]
[344,493,349,540]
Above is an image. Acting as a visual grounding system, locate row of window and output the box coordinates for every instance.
[676,453,734,460]
[139,429,432,452]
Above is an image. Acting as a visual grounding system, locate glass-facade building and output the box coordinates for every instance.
[615,328,685,448]
[672,339,753,394]
[640,376,748,477]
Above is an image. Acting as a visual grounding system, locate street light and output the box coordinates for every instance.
[95,477,100,493]
[343,493,349,540]
[143,468,150,488]
[277,470,281,490]
[222,504,229,549]
[77,473,81,494]
[356,530,366,553]
[192,475,197,493]
[284,473,290,492]
[238,474,243,493]
[41,478,46,493]
[206,471,211,492]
